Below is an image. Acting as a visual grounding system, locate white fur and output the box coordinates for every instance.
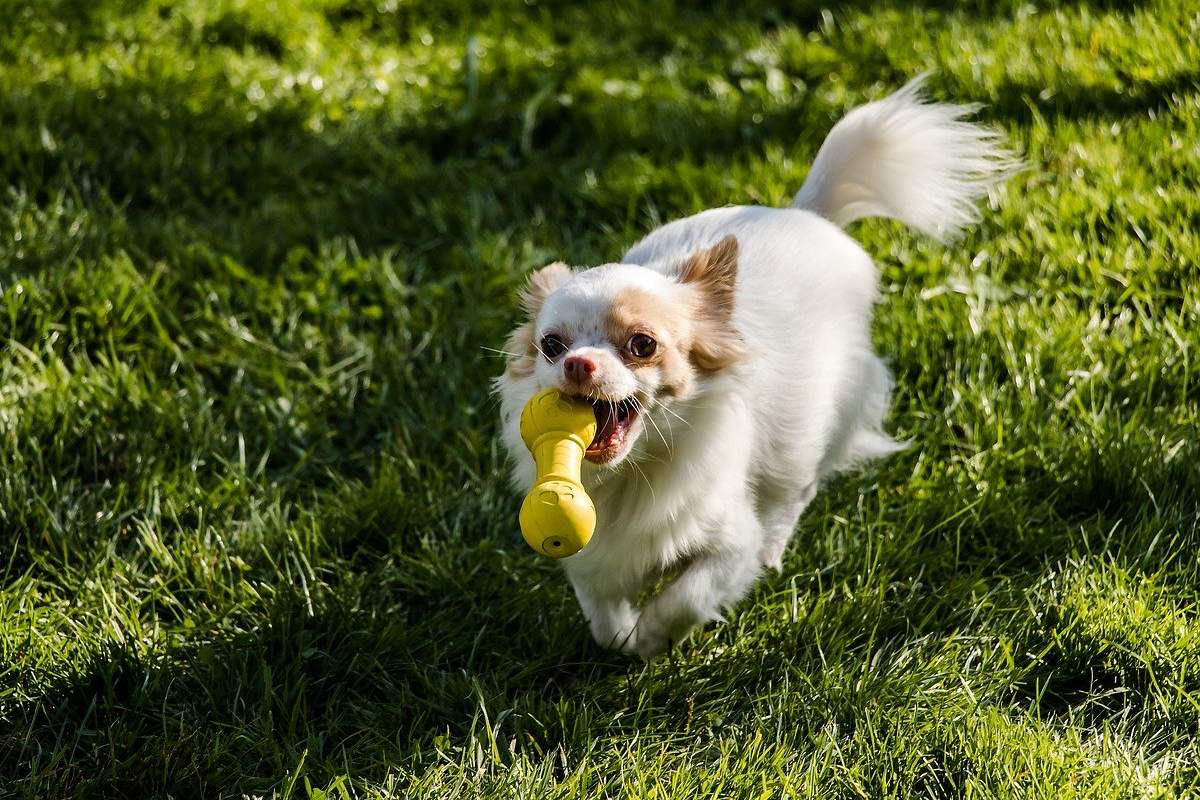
[792,74,1018,241]
[496,78,1015,657]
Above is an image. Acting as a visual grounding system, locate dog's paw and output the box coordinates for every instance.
[633,629,668,660]
[758,539,787,571]
[632,608,676,659]
[587,605,641,654]
[600,625,641,655]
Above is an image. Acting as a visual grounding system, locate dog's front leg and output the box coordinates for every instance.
[633,502,763,659]
[567,571,641,653]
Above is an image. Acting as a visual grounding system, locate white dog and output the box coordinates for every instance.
[496,77,1015,658]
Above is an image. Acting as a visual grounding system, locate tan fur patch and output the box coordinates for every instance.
[504,321,537,378]
[676,235,738,320]
[519,262,572,316]
[676,235,745,373]
[689,325,745,372]
[507,262,572,377]
[606,287,696,396]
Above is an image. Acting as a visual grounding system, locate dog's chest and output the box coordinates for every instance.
[573,469,717,585]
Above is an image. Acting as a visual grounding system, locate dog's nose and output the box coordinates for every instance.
[563,355,597,384]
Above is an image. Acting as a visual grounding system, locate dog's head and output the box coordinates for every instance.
[499,235,743,468]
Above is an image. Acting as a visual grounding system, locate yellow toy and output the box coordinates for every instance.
[519,388,597,558]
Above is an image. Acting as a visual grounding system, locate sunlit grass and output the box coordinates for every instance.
[0,0,1197,797]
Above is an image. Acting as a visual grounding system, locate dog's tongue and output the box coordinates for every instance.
[584,399,639,455]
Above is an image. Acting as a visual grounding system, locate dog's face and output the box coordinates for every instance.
[501,236,743,468]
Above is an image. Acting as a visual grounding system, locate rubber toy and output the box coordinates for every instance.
[518,388,597,558]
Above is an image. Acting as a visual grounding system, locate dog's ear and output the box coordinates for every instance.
[508,262,570,378]
[689,317,745,372]
[677,236,744,371]
[504,322,537,378]
[520,262,572,317]
[676,235,738,322]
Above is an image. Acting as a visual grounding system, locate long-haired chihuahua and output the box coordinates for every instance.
[496,76,1016,657]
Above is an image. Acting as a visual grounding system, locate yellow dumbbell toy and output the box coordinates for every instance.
[519,388,598,558]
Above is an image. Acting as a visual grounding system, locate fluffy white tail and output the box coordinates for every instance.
[792,75,1018,241]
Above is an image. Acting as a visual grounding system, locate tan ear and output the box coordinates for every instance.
[504,321,537,378]
[508,262,570,378]
[519,262,572,316]
[677,235,744,372]
[690,326,745,372]
[676,235,738,322]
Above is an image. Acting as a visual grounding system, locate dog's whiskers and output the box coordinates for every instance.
[631,396,674,455]
[658,403,690,428]
[627,457,656,503]
[480,345,523,359]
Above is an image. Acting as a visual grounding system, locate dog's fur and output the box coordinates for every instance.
[496,76,1016,657]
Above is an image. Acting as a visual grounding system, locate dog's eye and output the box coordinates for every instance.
[627,333,657,359]
[540,334,568,360]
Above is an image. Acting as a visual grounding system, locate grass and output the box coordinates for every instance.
[0,0,1198,796]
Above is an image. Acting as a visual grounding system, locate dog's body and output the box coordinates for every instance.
[497,78,1014,657]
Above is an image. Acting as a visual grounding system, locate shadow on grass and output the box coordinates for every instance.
[1,557,636,797]
[6,434,1197,796]
[985,69,1200,123]
[5,10,1194,278]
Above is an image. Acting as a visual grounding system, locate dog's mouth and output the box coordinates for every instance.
[584,397,640,464]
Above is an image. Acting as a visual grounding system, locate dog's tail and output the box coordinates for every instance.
[791,75,1018,242]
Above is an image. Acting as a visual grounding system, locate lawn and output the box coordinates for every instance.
[1,0,1198,797]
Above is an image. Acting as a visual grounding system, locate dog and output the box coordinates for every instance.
[495,76,1016,658]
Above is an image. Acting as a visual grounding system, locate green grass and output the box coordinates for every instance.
[0,0,1198,796]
